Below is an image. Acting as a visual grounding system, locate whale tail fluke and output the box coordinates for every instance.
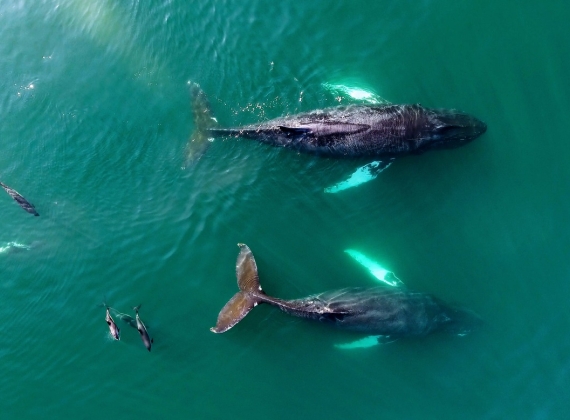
[210,244,266,333]
[185,82,218,166]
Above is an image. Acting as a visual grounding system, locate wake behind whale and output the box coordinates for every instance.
[210,244,481,342]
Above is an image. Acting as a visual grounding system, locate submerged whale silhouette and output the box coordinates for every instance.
[210,244,480,340]
[187,83,486,191]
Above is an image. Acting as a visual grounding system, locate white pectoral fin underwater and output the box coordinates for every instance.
[344,248,404,287]
[334,335,398,350]
[324,159,394,193]
[0,242,32,254]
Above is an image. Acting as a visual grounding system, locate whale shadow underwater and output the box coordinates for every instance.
[187,83,487,192]
[210,244,481,345]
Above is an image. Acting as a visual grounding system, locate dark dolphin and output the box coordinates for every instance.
[133,305,153,351]
[188,83,486,160]
[0,181,39,216]
[211,244,480,340]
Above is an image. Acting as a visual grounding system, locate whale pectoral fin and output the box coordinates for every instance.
[334,335,397,349]
[278,126,312,137]
[334,335,383,349]
[344,249,405,288]
[324,159,395,193]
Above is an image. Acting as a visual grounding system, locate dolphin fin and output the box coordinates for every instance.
[324,159,394,193]
[211,244,266,333]
[344,249,404,287]
[185,82,219,166]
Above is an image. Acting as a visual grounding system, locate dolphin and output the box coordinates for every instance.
[133,305,153,352]
[101,301,120,341]
[188,83,487,191]
[211,244,480,343]
[0,181,39,216]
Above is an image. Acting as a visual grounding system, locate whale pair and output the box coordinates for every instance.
[102,303,153,351]
[210,244,480,344]
[187,83,487,191]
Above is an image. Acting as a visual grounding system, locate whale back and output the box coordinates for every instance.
[208,103,485,158]
[286,287,481,337]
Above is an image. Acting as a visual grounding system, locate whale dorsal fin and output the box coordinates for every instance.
[279,123,369,137]
[278,126,312,136]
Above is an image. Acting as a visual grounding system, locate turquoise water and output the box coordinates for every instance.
[1,1,569,418]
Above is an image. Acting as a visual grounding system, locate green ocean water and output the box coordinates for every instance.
[1,0,569,418]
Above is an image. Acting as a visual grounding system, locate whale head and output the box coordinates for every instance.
[418,109,487,152]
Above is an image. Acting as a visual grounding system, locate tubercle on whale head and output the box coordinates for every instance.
[417,109,487,152]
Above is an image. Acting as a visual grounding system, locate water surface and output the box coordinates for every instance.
[1,1,569,419]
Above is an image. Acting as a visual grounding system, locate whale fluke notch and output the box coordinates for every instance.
[0,181,39,216]
[211,244,265,333]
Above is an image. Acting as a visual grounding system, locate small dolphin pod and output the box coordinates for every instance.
[103,303,153,352]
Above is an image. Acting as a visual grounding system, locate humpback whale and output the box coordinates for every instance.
[188,83,487,191]
[210,244,480,341]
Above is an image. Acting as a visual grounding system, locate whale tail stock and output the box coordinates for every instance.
[185,82,219,166]
[210,243,268,333]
